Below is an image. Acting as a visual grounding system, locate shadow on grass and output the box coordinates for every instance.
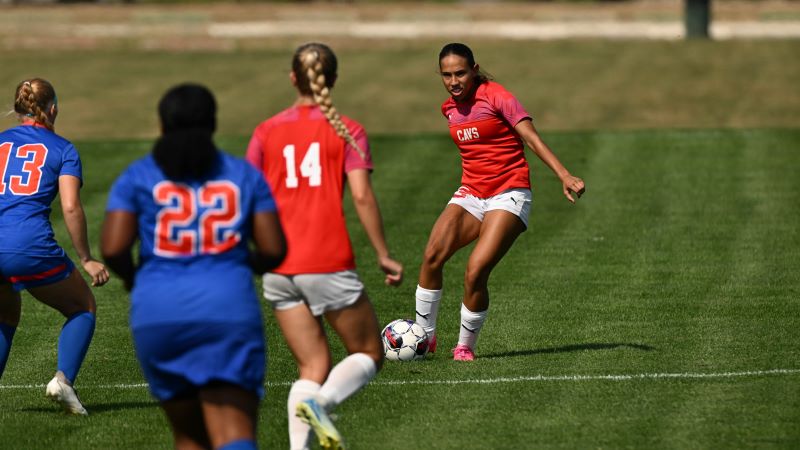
[23,400,157,414]
[481,342,655,359]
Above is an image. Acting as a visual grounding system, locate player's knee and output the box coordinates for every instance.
[66,293,97,316]
[81,293,97,314]
[464,262,491,290]
[362,338,385,371]
[297,361,332,384]
[370,350,385,372]
[422,244,448,272]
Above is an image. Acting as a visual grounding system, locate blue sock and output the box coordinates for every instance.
[57,312,95,384]
[0,323,16,378]
[217,439,257,450]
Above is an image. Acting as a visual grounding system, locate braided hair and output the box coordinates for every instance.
[292,43,366,160]
[14,78,56,131]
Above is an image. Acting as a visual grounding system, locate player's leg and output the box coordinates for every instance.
[161,395,212,450]
[322,292,383,407]
[0,282,21,379]
[26,266,96,414]
[198,382,259,450]
[272,303,331,450]
[455,209,525,360]
[416,203,481,350]
[289,292,382,450]
[28,268,96,385]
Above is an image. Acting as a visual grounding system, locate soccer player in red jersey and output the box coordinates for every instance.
[414,43,586,361]
[247,43,403,450]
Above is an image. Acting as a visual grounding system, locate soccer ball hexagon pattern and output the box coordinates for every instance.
[381,319,430,361]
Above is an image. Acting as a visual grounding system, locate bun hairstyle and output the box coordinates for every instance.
[438,42,492,84]
[152,83,219,180]
[292,43,366,160]
[14,78,57,131]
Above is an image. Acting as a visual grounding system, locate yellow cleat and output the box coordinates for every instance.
[296,398,344,450]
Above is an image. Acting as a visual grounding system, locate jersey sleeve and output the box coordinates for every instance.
[491,86,532,127]
[59,143,83,182]
[245,132,263,170]
[344,121,373,173]
[106,167,139,213]
[249,165,277,213]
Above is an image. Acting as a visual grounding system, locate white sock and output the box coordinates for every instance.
[415,285,442,339]
[317,353,377,411]
[288,379,321,450]
[458,303,488,350]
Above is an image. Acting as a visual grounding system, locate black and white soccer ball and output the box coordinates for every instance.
[381,319,430,361]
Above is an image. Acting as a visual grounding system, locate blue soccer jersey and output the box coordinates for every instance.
[0,124,82,257]
[106,151,277,328]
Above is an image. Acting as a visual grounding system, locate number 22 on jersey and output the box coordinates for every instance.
[153,181,242,257]
[283,142,321,188]
[0,142,48,195]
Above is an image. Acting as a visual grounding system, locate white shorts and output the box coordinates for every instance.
[262,270,364,317]
[448,187,532,228]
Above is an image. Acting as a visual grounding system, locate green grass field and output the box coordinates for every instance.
[1,15,800,448]
[0,127,798,449]
[1,40,798,140]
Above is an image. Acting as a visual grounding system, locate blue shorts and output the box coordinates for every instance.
[0,253,74,292]
[132,322,266,402]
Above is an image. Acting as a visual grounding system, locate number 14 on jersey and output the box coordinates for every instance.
[283,143,321,188]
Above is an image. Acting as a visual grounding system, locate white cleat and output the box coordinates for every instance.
[45,372,88,416]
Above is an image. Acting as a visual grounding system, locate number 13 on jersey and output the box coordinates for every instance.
[0,142,48,195]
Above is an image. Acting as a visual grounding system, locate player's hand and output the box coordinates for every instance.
[561,174,585,203]
[378,255,403,287]
[82,259,110,287]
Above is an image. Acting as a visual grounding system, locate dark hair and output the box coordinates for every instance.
[438,42,492,84]
[152,83,218,180]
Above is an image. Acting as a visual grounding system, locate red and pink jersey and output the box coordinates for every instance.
[442,81,532,198]
[247,105,372,274]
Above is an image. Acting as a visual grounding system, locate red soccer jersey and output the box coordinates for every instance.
[442,81,532,198]
[247,105,372,274]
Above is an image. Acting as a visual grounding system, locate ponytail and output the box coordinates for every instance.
[293,43,366,160]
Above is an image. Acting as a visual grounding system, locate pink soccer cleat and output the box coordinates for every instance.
[452,344,475,361]
[428,334,437,354]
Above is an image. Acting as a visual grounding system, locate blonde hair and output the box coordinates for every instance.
[293,43,366,161]
[14,78,56,131]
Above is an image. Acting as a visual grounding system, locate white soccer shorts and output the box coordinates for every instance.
[448,187,532,228]
[262,270,364,316]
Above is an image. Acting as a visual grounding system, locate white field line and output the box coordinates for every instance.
[1,368,798,390]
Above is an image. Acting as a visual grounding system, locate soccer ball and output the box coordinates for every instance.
[381,319,430,361]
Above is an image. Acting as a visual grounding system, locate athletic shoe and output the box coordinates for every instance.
[452,344,475,361]
[45,372,88,416]
[296,398,344,450]
[428,334,437,354]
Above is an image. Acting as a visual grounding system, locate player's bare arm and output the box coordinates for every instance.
[514,119,586,203]
[59,175,109,287]
[347,168,403,286]
[100,210,137,291]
